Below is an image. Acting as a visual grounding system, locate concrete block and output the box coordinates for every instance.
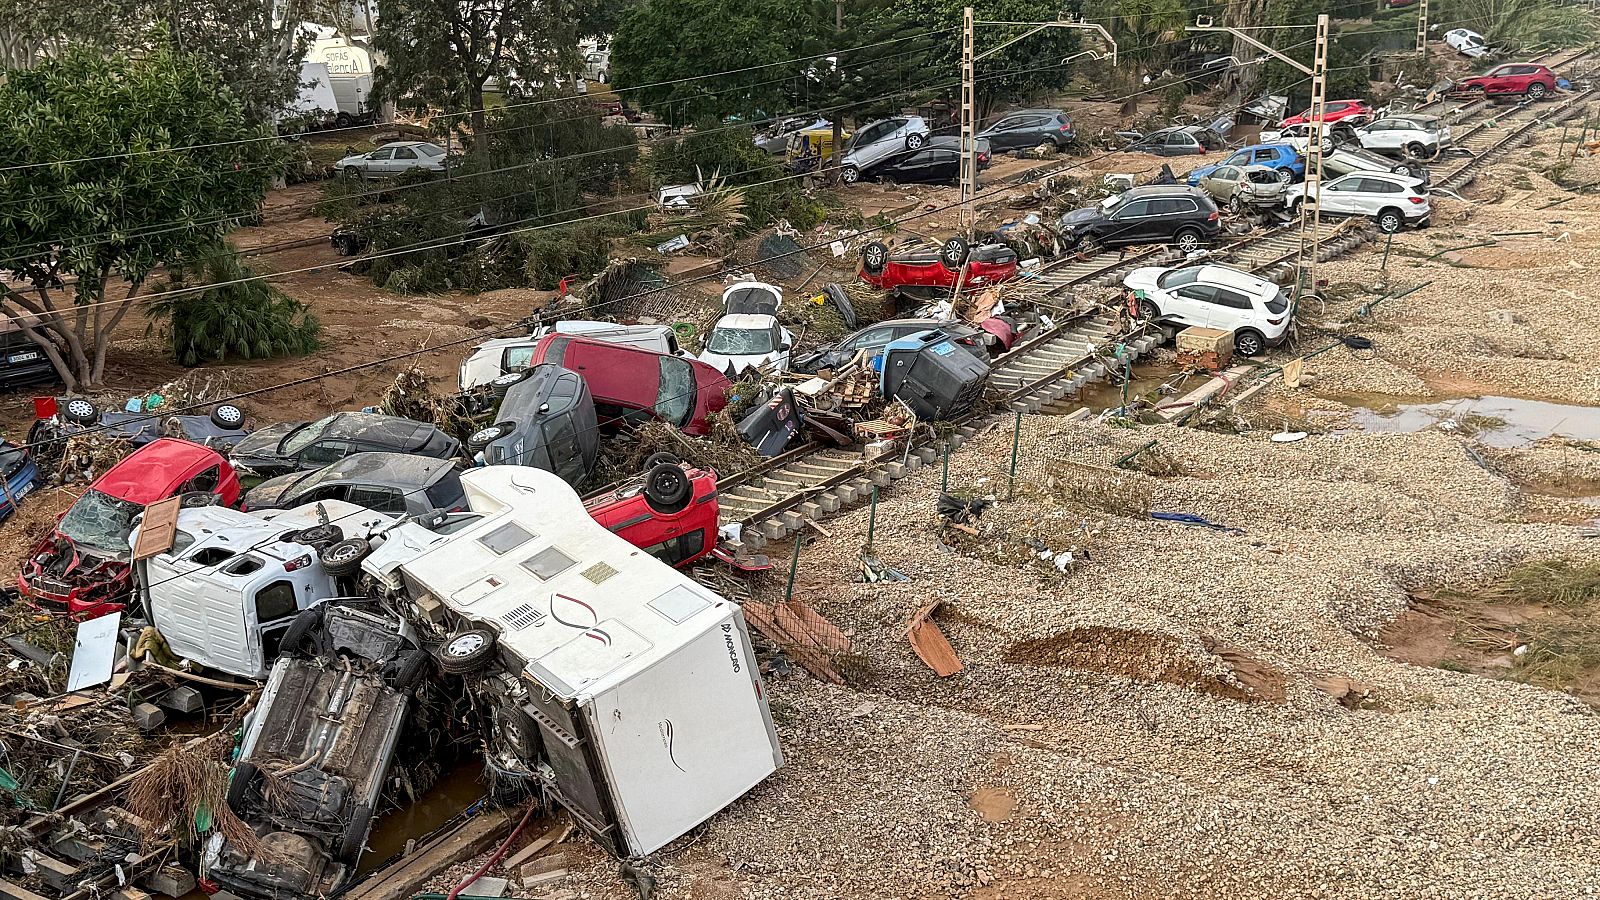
[815,493,840,513]
[798,501,823,520]
[141,864,195,897]
[130,703,166,732]
[158,686,204,714]
[468,876,509,897]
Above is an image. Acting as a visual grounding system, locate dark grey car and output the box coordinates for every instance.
[242,452,467,517]
[977,108,1076,152]
[791,318,995,374]
[231,412,461,478]
[465,364,598,487]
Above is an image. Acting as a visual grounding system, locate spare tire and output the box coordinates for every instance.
[643,462,692,514]
[320,538,371,577]
[939,236,970,271]
[210,404,245,430]
[436,628,497,674]
[62,398,98,426]
[338,802,372,863]
[861,241,889,276]
[280,606,324,659]
[642,451,680,470]
[226,761,258,814]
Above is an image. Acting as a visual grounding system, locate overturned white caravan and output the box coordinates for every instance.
[363,465,782,856]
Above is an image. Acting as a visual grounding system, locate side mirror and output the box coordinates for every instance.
[780,342,792,352]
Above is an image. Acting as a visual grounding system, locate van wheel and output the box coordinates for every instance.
[63,399,99,426]
[494,703,544,759]
[642,451,680,470]
[210,404,245,429]
[387,649,431,694]
[437,628,497,674]
[320,538,371,577]
[280,606,324,659]
[466,423,512,452]
[1173,228,1203,253]
[288,524,343,548]
[1234,330,1266,357]
[226,761,258,814]
[643,462,693,515]
[338,802,372,863]
[1375,208,1404,234]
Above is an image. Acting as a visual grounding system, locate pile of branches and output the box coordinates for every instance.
[127,731,261,855]
[378,365,475,436]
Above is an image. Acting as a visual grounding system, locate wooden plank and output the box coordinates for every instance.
[342,809,515,900]
[906,601,963,678]
[0,879,51,900]
[131,496,181,561]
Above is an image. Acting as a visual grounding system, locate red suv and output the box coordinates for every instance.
[1280,99,1373,127]
[526,334,731,436]
[1455,63,1559,100]
[860,236,1018,299]
[20,438,241,618]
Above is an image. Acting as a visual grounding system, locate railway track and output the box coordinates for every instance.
[1435,82,1595,189]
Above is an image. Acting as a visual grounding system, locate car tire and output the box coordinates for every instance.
[288,523,344,548]
[1234,329,1266,357]
[320,538,371,577]
[280,606,324,659]
[437,628,498,674]
[1527,82,1548,101]
[1076,236,1103,256]
[1375,207,1405,234]
[643,462,693,515]
[210,404,245,430]
[938,236,969,271]
[1227,195,1244,214]
[861,241,889,275]
[1137,298,1160,321]
[1173,228,1204,253]
[342,166,363,181]
[1276,167,1295,184]
[62,398,98,426]
[338,802,372,863]
[642,451,680,470]
[466,423,512,452]
[904,132,926,151]
[226,761,258,814]
[494,703,544,760]
[1405,142,1429,160]
[490,371,529,399]
[841,165,861,184]
[387,648,431,694]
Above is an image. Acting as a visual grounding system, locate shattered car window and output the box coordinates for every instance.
[657,356,696,426]
[281,416,335,456]
[707,327,776,355]
[1157,268,1203,289]
[59,489,144,553]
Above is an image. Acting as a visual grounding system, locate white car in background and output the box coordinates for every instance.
[1445,28,1491,58]
[698,314,793,375]
[1285,171,1432,233]
[1259,122,1335,155]
[458,323,684,391]
[336,141,449,180]
[1350,115,1452,159]
[839,115,930,184]
[1122,264,1291,357]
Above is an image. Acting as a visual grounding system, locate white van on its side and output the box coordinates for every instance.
[134,500,403,680]
[458,322,685,391]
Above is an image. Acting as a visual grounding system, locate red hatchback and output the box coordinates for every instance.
[526,334,731,436]
[19,438,241,619]
[1280,99,1373,128]
[860,237,1019,299]
[585,457,718,569]
[1455,63,1559,100]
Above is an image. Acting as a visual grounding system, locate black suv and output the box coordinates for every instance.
[1055,185,1221,254]
[977,108,1077,152]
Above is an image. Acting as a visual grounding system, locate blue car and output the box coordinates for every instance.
[1186,143,1304,186]
[0,441,39,522]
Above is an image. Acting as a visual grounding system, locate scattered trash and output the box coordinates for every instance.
[1151,511,1244,534]
[859,552,910,583]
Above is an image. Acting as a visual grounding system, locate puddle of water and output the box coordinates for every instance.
[359,756,487,874]
[1342,395,1600,448]
[1070,363,1189,413]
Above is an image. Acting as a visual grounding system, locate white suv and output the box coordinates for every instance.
[1445,28,1490,59]
[1122,264,1290,357]
[1351,115,1452,159]
[1286,171,1431,233]
[840,115,930,183]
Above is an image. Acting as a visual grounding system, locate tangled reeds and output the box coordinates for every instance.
[126,731,261,855]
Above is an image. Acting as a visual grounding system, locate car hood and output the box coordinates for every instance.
[229,422,301,466]
[697,349,782,375]
[335,154,366,167]
[241,471,306,510]
[1058,206,1103,228]
[1122,267,1165,293]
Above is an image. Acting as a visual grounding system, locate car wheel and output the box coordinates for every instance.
[342,166,364,181]
[386,648,432,694]
[338,802,372,863]
[489,370,529,399]
[904,132,926,151]
[1227,195,1244,214]
[1076,236,1103,255]
[861,241,889,275]
[643,462,693,514]
[1276,167,1295,184]
[210,404,245,429]
[226,761,258,814]
[437,628,498,674]
[320,538,371,577]
[643,451,681,470]
[494,703,543,759]
[280,606,324,659]
[288,523,344,548]
[1405,142,1429,159]
[1173,228,1203,253]
[1375,208,1404,234]
[1527,82,1548,101]
[841,165,860,184]
[1137,299,1160,321]
[1234,330,1266,357]
[62,398,98,426]
[466,423,512,452]
[1319,136,1334,155]
[938,236,970,271]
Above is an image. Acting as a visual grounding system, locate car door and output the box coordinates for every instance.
[391,145,419,175]
[1165,284,1214,327]
[298,439,356,469]
[921,148,959,184]
[346,484,409,516]
[984,115,1023,150]
[1318,175,1367,216]
[1202,167,1238,202]
[1198,285,1255,332]
[363,147,394,176]
[1104,199,1152,244]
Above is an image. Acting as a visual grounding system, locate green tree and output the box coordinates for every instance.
[165,1,327,127]
[0,47,281,389]
[374,0,593,137]
[1083,0,1189,114]
[148,251,322,367]
[1438,0,1596,48]
[0,0,140,70]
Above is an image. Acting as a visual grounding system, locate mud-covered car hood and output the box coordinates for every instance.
[241,470,310,510]
[1057,206,1103,229]
[229,422,302,472]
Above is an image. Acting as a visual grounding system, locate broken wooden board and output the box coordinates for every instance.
[906,600,963,677]
[743,599,851,684]
[340,808,516,900]
[131,496,181,561]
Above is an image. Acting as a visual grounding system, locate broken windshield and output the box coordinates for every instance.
[58,489,143,554]
[707,327,776,356]
[280,416,334,456]
[1157,268,1203,289]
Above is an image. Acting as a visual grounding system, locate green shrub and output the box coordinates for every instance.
[148,250,321,366]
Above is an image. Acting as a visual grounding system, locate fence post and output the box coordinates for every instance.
[783,532,804,603]
[1007,410,1023,500]
[866,485,879,549]
[941,441,950,493]
[1381,230,1394,272]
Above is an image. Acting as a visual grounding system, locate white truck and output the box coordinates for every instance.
[361,465,783,856]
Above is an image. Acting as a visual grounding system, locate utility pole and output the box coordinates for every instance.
[958,10,1116,236]
[1416,0,1429,54]
[831,0,845,185]
[1191,14,1329,300]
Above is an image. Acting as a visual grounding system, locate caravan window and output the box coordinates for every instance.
[479,521,534,555]
[254,580,298,622]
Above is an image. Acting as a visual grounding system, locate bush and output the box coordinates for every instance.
[148,250,321,366]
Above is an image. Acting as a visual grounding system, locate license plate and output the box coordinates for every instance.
[13,482,32,500]
[8,352,38,363]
